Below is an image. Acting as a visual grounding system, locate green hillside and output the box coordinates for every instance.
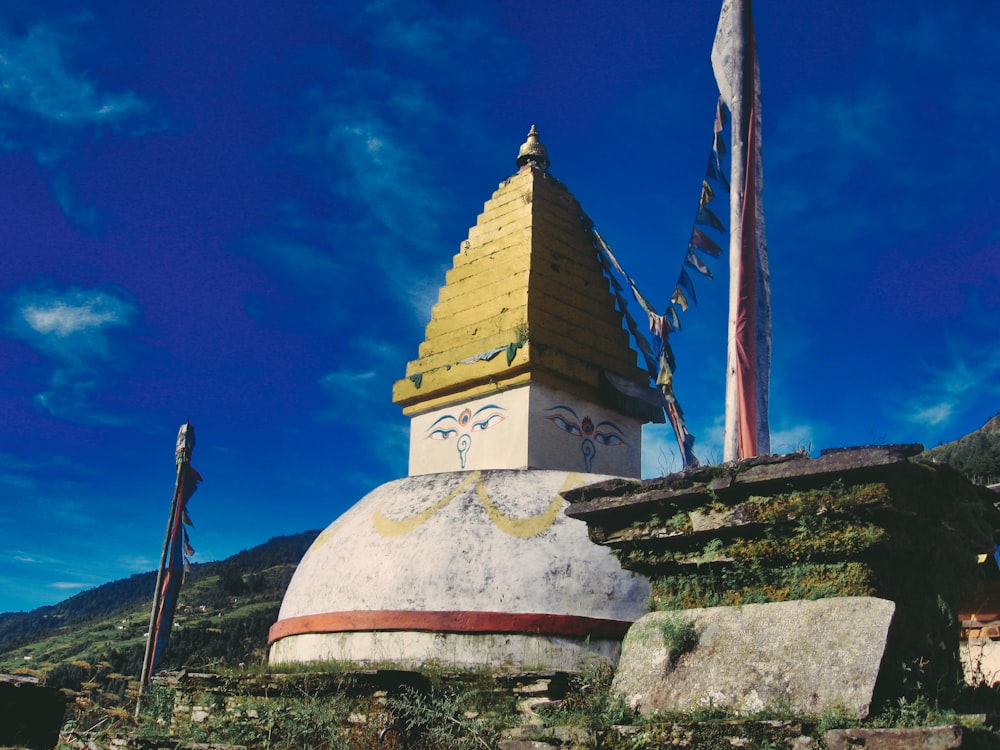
[922,412,1000,486]
[0,531,318,689]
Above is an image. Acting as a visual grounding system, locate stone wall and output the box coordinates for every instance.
[118,669,992,750]
[564,445,1000,710]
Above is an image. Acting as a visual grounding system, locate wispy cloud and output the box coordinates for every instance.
[318,337,401,416]
[116,555,154,571]
[899,349,1000,432]
[50,581,91,591]
[0,14,159,223]
[11,552,54,565]
[364,1,517,84]
[771,7,1000,247]
[6,286,138,422]
[642,411,727,477]
[768,88,894,238]
[0,19,147,132]
[320,367,381,405]
[0,463,40,492]
[252,0,525,326]
[0,454,85,501]
[249,238,344,285]
[317,336,409,473]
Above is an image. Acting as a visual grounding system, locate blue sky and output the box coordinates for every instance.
[2,0,998,613]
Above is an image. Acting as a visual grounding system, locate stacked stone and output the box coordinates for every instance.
[564,445,1000,706]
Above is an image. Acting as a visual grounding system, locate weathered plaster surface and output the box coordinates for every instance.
[268,631,623,670]
[271,469,650,670]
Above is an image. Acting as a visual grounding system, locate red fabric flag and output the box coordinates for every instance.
[712,0,771,460]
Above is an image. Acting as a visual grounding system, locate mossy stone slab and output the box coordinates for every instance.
[613,597,895,719]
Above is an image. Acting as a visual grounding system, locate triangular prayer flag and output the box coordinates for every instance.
[666,306,682,332]
[689,227,724,258]
[685,249,714,279]
[695,204,725,232]
[677,268,698,305]
[671,286,690,312]
[700,180,715,207]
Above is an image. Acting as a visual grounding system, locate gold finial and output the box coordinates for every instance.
[516,124,549,171]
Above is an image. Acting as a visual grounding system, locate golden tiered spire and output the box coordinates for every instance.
[392,127,649,418]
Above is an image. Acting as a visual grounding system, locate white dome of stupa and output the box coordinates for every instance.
[269,470,649,668]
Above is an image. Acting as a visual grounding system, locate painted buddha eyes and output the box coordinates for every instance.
[548,414,581,436]
[471,412,505,431]
[546,407,625,443]
[425,404,507,468]
[594,432,624,446]
[545,405,626,472]
[427,402,624,472]
[428,406,507,440]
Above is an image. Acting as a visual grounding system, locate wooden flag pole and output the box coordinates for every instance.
[136,423,194,717]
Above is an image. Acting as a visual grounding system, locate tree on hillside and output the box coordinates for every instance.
[924,417,1000,486]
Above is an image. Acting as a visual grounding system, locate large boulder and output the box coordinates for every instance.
[613,597,895,719]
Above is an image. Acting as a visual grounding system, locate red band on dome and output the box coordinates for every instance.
[268,610,633,645]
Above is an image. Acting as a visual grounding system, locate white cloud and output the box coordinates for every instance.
[50,581,91,590]
[0,16,158,224]
[907,403,953,427]
[315,334,410,475]
[404,269,449,323]
[303,102,450,256]
[899,349,1000,430]
[0,19,150,137]
[320,367,380,404]
[23,299,121,336]
[11,287,135,357]
[6,287,138,421]
[318,333,406,415]
[256,0,526,331]
[12,554,42,564]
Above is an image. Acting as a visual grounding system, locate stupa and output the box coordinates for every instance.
[268,127,658,670]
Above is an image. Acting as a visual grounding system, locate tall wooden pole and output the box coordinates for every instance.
[136,422,194,717]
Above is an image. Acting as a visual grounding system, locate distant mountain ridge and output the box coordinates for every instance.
[922,412,1000,487]
[0,530,318,681]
